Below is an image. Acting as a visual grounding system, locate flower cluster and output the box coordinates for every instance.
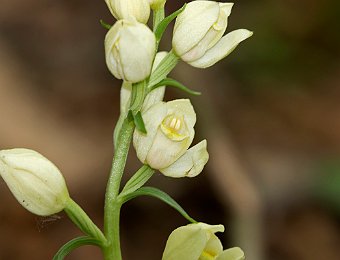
[0,1,251,259]
[103,0,251,258]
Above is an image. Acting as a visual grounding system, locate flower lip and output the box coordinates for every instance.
[160,114,189,141]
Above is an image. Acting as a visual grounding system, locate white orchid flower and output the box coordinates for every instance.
[162,222,245,260]
[133,99,209,178]
[172,1,253,68]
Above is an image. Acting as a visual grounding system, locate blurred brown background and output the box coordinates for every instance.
[1,0,340,259]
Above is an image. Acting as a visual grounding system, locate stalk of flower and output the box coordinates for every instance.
[133,99,209,178]
[172,1,253,68]
[105,0,151,24]
[162,223,245,260]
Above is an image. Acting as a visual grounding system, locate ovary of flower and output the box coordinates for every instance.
[172,1,253,68]
[0,148,70,216]
[133,99,209,178]
[162,223,245,260]
[105,0,150,24]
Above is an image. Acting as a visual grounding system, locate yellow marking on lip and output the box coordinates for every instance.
[161,114,188,141]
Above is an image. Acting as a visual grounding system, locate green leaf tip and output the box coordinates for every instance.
[155,4,187,42]
[150,78,201,96]
[134,111,147,134]
[100,19,112,30]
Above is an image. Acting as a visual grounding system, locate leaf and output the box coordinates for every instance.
[155,4,186,42]
[121,186,197,223]
[150,78,201,96]
[133,111,147,134]
[53,236,102,260]
[120,165,155,197]
[100,19,112,30]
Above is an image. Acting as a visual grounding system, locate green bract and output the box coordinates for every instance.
[149,0,166,10]
[105,0,150,24]
[133,99,209,177]
[172,1,253,68]
[0,148,70,216]
[162,223,245,260]
[105,19,156,83]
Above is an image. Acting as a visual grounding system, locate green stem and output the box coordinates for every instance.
[103,118,134,260]
[103,81,147,259]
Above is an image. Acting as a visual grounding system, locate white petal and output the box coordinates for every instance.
[133,102,167,163]
[173,1,220,56]
[189,29,253,68]
[146,128,192,169]
[216,247,245,260]
[162,225,209,260]
[203,233,224,258]
[219,3,234,17]
[160,140,209,178]
[118,21,156,82]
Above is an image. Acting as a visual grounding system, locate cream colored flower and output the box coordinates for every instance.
[105,0,150,24]
[133,99,209,177]
[105,19,156,83]
[172,1,252,68]
[0,148,70,216]
[162,223,245,260]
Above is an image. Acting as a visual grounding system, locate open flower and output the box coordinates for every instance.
[105,19,156,83]
[172,1,253,68]
[133,99,209,178]
[162,223,245,260]
[0,148,70,216]
[105,0,150,24]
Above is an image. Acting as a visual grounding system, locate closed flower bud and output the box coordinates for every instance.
[133,99,209,177]
[105,0,150,24]
[105,19,156,83]
[162,223,245,260]
[172,1,253,68]
[149,0,166,10]
[0,148,70,216]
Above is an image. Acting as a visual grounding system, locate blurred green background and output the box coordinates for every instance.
[0,0,340,259]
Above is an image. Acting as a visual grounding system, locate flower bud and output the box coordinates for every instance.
[162,223,245,260]
[105,19,156,83]
[133,99,209,177]
[105,0,150,24]
[172,1,253,68]
[149,0,166,10]
[0,148,70,216]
